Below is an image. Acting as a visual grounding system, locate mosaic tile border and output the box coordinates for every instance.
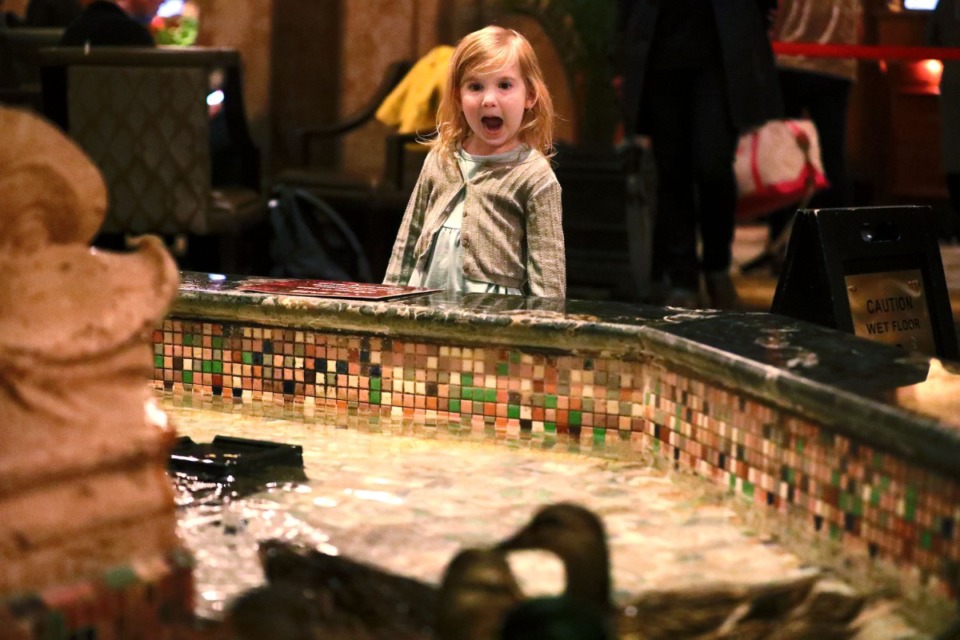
[155,318,960,601]
[1,550,193,640]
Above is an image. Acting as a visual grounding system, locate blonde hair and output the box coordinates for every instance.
[432,25,555,158]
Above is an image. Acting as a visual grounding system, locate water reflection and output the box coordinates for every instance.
[168,405,812,622]
[895,358,960,427]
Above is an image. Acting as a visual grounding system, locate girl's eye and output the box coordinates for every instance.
[466,82,483,92]
[498,81,513,90]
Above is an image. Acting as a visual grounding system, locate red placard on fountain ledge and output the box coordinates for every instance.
[238,279,441,301]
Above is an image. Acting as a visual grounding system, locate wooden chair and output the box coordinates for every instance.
[276,60,434,280]
[39,46,264,274]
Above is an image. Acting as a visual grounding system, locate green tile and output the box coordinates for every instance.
[462,387,472,399]
[242,352,253,365]
[484,388,496,403]
[545,422,556,434]
[370,377,381,390]
[904,487,918,523]
[154,355,164,368]
[870,486,881,507]
[831,470,841,487]
[743,481,754,499]
[42,611,66,640]
[213,336,223,349]
[202,360,212,373]
[510,351,521,364]
[449,398,461,412]
[906,486,918,504]
[497,362,509,376]
[508,405,520,419]
[569,411,582,427]
[213,361,223,374]
[370,391,381,405]
[829,523,842,541]
[545,395,557,409]
[105,566,138,589]
[905,500,917,523]
[183,371,193,384]
[921,530,933,551]
[183,333,193,346]
[592,428,605,445]
[462,373,474,386]
[796,437,805,454]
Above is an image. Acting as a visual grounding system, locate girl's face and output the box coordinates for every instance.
[459,59,535,156]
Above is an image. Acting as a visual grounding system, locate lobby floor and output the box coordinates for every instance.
[731,223,960,324]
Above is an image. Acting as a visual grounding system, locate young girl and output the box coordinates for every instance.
[383,25,565,298]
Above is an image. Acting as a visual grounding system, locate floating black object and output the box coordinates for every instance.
[169,435,304,479]
[772,206,959,360]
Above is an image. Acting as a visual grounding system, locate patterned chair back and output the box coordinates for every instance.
[39,47,260,236]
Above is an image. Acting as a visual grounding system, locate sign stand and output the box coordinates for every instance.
[771,206,959,360]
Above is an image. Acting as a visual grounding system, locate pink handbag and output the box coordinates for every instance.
[734,119,829,221]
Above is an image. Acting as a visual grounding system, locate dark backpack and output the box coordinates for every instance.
[267,184,373,282]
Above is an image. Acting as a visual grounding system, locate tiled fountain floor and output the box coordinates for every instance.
[165,399,923,638]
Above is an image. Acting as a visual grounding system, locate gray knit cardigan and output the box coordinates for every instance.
[383,147,566,298]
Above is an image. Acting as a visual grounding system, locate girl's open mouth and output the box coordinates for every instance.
[481,116,503,132]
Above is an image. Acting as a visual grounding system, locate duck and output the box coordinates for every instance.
[496,502,613,615]
[236,541,524,640]
[495,502,616,640]
[435,547,524,640]
[239,538,438,639]
[229,503,615,639]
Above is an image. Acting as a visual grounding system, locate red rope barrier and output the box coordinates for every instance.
[772,41,960,61]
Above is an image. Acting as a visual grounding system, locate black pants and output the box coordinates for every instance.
[642,65,739,292]
[768,68,853,240]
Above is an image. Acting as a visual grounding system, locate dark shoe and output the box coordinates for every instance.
[663,287,702,309]
[704,271,741,310]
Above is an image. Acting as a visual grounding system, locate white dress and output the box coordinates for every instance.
[407,146,525,295]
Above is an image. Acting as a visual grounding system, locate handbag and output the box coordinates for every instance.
[734,119,829,221]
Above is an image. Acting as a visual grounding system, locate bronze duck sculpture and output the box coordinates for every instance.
[435,547,524,640]
[228,539,438,639]
[227,502,614,639]
[497,502,613,615]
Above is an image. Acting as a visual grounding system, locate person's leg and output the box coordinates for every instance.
[690,63,739,307]
[947,173,960,242]
[643,70,700,302]
[802,73,853,209]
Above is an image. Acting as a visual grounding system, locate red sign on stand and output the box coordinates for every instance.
[238,279,440,301]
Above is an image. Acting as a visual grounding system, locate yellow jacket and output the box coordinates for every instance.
[376,45,453,133]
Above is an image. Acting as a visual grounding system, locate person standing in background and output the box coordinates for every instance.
[613,0,782,309]
[60,0,160,46]
[764,0,862,264]
[929,0,960,243]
